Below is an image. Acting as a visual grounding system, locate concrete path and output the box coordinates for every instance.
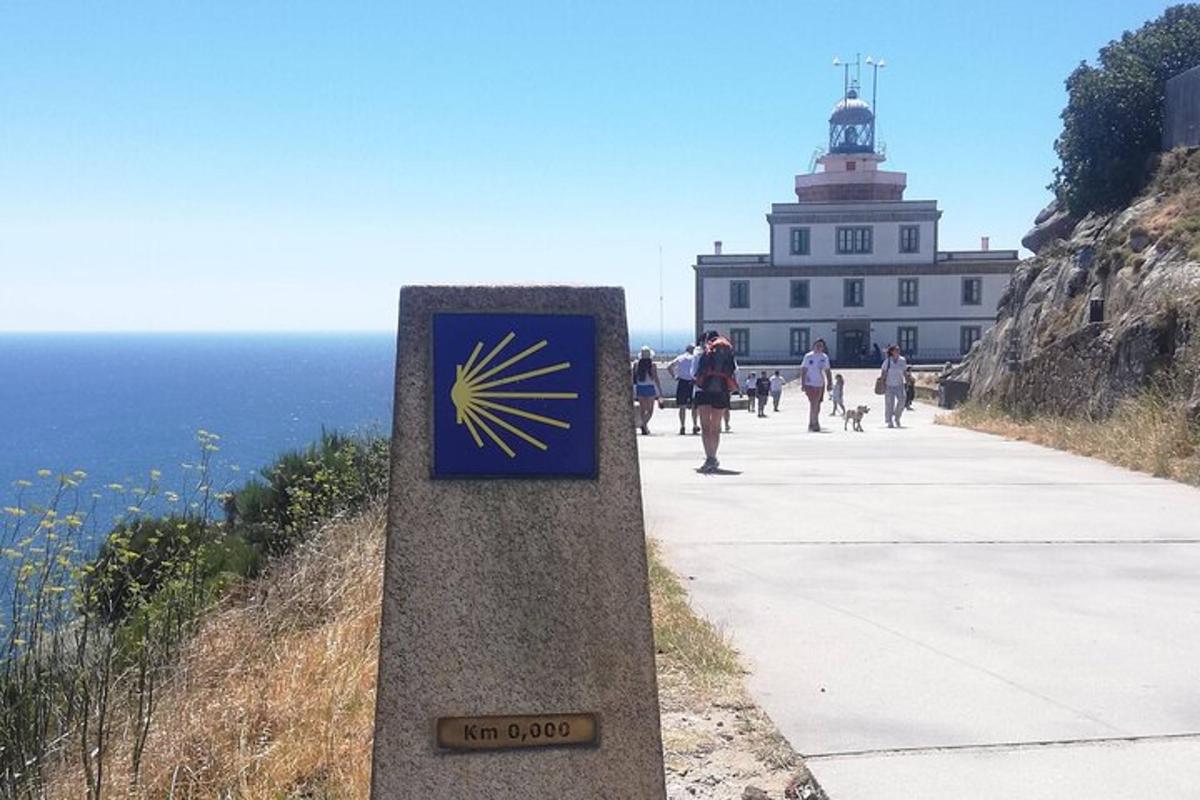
[639,370,1200,799]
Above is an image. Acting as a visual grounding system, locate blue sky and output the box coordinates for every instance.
[0,0,1177,332]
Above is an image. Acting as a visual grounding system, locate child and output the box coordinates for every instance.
[830,374,846,416]
[744,374,757,414]
[755,371,771,417]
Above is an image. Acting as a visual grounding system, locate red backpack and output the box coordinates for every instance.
[694,336,738,392]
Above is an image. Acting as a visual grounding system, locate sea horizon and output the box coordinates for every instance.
[0,329,694,499]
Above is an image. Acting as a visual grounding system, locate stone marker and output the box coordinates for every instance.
[370,286,666,799]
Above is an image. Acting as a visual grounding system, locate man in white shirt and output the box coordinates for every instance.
[800,338,833,432]
[667,344,699,435]
[881,344,909,428]
[768,370,784,412]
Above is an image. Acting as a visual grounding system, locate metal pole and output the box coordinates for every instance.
[872,63,878,113]
[658,244,664,352]
[872,63,879,149]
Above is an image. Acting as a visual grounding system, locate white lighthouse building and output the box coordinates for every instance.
[693,65,1018,365]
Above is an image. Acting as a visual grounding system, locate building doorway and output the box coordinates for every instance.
[836,320,871,366]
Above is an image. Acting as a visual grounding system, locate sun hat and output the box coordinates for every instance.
[639,345,654,359]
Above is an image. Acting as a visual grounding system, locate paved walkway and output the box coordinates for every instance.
[640,369,1200,800]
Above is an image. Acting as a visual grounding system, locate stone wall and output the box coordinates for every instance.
[1164,65,1200,150]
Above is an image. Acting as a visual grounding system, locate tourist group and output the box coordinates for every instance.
[632,333,917,473]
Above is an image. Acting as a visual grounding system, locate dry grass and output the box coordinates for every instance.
[1142,149,1200,254]
[42,511,756,798]
[648,546,805,796]
[647,539,742,704]
[44,506,388,799]
[941,389,1200,487]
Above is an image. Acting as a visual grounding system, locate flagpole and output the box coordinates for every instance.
[658,244,665,352]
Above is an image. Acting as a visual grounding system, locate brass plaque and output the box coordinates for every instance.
[436,713,598,751]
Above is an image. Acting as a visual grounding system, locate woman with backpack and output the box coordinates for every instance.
[631,345,664,435]
[692,330,738,473]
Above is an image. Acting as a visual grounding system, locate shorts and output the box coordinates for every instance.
[635,384,657,399]
[694,390,730,409]
[674,379,695,407]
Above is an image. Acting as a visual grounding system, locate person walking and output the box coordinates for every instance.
[743,373,757,415]
[631,345,664,435]
[755,372,771,417]
[799,338,833,432]
[904,366,917,410]
[769,369,784,412]
[668,344,700,435]
[830,373,846,416]
[692,330,738,473]
[881,344,909,428]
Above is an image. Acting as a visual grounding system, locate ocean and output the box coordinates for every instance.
[0,334,396,511]
[0,329,693,510]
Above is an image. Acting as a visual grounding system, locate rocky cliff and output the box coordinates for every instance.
[949,148,1200,420]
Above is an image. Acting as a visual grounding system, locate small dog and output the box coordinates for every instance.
[844,405,870,432]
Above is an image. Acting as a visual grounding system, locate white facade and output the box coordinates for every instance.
[694,86,1019,364]
[697,266,1011,363]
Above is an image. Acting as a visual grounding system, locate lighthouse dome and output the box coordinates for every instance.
[828,87,876,154]
[830,89,874,126]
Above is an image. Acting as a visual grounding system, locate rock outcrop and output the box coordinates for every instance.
[1021,199,1080,255]
[949,149,1200,419]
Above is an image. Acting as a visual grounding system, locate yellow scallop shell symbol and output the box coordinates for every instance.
[450,332,579,458]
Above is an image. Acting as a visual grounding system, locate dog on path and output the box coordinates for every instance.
[844,405,869,432]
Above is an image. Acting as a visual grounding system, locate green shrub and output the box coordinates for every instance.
[1052,4,1200,215]
[0,430,391,796]
[82,516,209,624]
[233,431,388,555]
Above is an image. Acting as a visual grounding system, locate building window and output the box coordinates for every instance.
[897,326,918,357]
[960,326,982,355]
[730,328,750,357]
[843,278,864,307]
[789,327,810,357]
[789,227,810,255]
[789,279,810,308]
[898,278,919,307]
[836,226,873,254]
[962,277,982,305]
[730,280,750,309]
[900,225,920,253]
[1089,298,1105,323]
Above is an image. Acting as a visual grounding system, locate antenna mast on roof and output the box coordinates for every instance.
[866,55,887,140]
[832,53,865,100]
